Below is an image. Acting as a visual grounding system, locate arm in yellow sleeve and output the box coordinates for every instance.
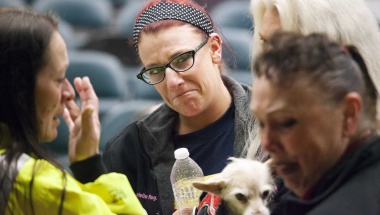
[7,155,146,215]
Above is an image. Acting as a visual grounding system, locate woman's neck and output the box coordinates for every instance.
[177,86,232,134]
[344,129,373,154]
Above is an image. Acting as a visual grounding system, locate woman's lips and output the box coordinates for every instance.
[273,162,298,177]
[173,90,195,99]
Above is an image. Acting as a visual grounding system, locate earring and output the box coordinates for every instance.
[212,53,221,59]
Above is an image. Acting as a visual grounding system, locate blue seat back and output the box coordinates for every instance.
[221,27,253,71]
[210,1,253,32]
[100,100,162,150]
[33,0,112,28]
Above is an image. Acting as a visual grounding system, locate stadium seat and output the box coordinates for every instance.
[228,70,254,86]
[81,33,140,67]
[58,20,78,49]
[221,27,253,71]
[210,1,253,32]
[0,0,25,7]
[66,50,129,119]
[126,71,163,101]
[110,0,128,8]
[115,0,146,38]
[33,0,113,47]
[100,100,162,150]
[33,0,113,28]
[81,0,145,67]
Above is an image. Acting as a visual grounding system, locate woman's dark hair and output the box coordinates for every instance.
[0,7,66,214]
[0,7,58,156]
[253,31,378,128]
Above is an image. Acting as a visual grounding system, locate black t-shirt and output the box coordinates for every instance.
[173,102,235,176]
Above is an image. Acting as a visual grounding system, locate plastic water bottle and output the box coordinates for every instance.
[171,148,204,215]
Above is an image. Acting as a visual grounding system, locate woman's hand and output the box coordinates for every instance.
[63,77,100,164]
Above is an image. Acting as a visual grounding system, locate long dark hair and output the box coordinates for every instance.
[0,7,66,214]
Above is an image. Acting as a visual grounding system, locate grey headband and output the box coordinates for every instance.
[133,2,214,52]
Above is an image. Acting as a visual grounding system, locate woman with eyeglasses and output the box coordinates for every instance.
[102,0,260,214]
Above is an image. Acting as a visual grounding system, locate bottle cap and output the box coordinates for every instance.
[174,148,189,160]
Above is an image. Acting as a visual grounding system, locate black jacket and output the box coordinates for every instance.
[102,76,255,215]
[273,134,380,215]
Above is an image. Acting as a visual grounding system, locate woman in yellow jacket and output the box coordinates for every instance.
[0,7,146,215]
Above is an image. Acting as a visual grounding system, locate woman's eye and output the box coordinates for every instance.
[58,77,66,83]
[147,68,162,76]
[172,53,191,65]
[281,119,296,128]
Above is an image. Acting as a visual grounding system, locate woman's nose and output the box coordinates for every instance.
[260,128,281,154]
[165,68,185,89]
[62,79,75,101]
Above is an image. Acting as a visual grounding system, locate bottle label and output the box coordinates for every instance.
[173,177,203,209]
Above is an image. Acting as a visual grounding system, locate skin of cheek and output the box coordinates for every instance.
[35,80,61,142]
[156,52,218,117]
[253,77,349,197]
[280,108,347,196]
[35,32,68,143]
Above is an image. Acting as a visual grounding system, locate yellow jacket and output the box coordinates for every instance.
[1,151,146,215]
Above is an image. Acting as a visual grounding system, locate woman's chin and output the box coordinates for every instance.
[39,130,59,143]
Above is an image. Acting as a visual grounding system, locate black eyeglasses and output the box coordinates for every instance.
[136,38,209,85]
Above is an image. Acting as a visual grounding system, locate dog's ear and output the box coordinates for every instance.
[263,158,272,167]
[227,157,238,162]
[193,178,226,196]
[264,158,276,177]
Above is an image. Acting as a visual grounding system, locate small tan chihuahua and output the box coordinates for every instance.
[193,157,274,215]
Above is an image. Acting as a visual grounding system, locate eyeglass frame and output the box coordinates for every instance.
[136,37,209,85]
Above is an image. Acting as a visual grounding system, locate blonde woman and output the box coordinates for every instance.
[251,0,380,125]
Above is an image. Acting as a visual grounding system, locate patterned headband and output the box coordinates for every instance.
[133,2,214,52]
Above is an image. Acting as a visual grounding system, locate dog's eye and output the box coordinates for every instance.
[235,193,248,203]
[261,190,271,199]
